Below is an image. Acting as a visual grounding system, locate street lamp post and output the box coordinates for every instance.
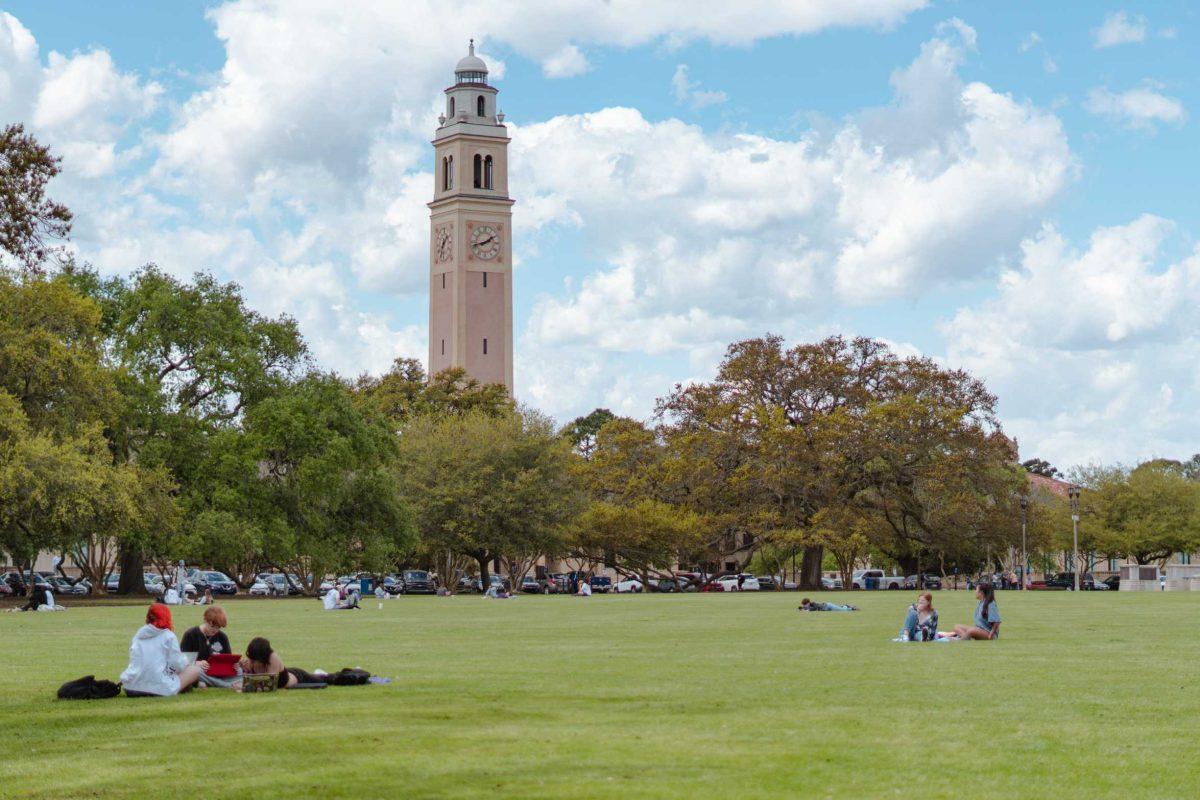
[1068,485,1081,592]
[1020,496,1028,591]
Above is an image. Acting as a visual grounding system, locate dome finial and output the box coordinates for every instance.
[469,38,475,56]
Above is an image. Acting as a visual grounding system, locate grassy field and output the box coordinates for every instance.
[1,590,1198,799]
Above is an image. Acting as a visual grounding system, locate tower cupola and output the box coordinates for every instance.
[454,39,488,85]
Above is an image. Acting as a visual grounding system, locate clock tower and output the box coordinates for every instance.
[428,40,514,391]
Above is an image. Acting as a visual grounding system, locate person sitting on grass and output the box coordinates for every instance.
[238,636,320,691]
[120,603,206,697]
[195,587,214,606]
[180,606,236,688]
[951,582,1001,640]
[323,585,360,610]
[17,584,60,612]
[576,579,592,596]
[484,584,511,599]
[798,598,858,612]
[896,592,938,641]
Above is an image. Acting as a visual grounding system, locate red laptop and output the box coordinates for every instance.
[207,653,241,678]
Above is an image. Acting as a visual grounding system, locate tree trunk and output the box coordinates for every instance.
[117,544,149,595]
[476,554,491,593]
[800,545,823,590]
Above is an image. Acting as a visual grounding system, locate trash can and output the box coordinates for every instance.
[866,576,878,590]
[360,577,374,596]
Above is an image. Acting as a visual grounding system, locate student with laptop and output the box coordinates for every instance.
[180,606,236,688]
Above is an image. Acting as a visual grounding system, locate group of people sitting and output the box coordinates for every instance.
[798,583,1002,641]
[896,583,1001,641]
[9,583,65,612]
[120,603,322,696]
[323,584,362,610]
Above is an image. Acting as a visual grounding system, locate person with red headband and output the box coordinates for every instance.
[120,603,207,697]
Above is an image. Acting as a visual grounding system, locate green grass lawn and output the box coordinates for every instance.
[2,590,1198,798]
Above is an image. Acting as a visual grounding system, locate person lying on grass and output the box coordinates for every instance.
[120,603,206,697]
[237,636,322,691]
[895,592,938,641]
[951,582,1001,640]
[798,598,857,612]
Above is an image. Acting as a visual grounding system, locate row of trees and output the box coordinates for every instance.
[1060,459,1200,569]
[4,125,1196,594]
[567,336,1054,589]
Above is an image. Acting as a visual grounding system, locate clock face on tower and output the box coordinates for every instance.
[470,224,501,260]
[435,225,453,262]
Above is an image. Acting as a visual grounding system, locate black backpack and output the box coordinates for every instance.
[57,675,121,700]
[324,668,371,686]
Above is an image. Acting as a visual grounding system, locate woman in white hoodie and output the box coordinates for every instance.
[120,603,207,697]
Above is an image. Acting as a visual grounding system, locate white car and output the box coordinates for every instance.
[717,574,760,591]
[851,569,904,590]
[821,576,844,590]
[614,577,644,593]
[249,579,271,596]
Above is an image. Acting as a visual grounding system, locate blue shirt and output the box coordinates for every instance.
[975,600,1000,637]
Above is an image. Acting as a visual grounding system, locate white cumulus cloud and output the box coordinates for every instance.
[1085,83,1186,129]
[942,215,1200,466]
[1093,11,1148,47]
[671,64,727,109]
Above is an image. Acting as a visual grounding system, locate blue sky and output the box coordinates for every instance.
[0,1,1197,469]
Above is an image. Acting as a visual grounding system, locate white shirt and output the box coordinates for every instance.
[578,582,592,596]
[323,588,339,610]
[120,624,188,696]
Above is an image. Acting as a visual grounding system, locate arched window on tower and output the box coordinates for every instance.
[484,155,493,190]
[443,155,453,190]
[473,154,482,189]
[449,97,455,117]
[477,95,486,117]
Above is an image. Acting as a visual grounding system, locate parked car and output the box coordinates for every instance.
[589,575,612,593]
[614,577,644,593]
[1044,572,1107,591]
[1,571,42,595]
[456,575,481,593]
[716,574,760,592]
[401,570,437,595]
[1103,575,1121,591]
[201,571,238,595]
[48,576,90,595]
[757,575,779,591]
[851,569,904,590]
[699,579,725,592]
[519,575,542,594]
[821,575,844,590]
[905,574,942,590]
[262,573,304,595]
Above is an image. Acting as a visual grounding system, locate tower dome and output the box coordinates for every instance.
[454,39,488,84]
